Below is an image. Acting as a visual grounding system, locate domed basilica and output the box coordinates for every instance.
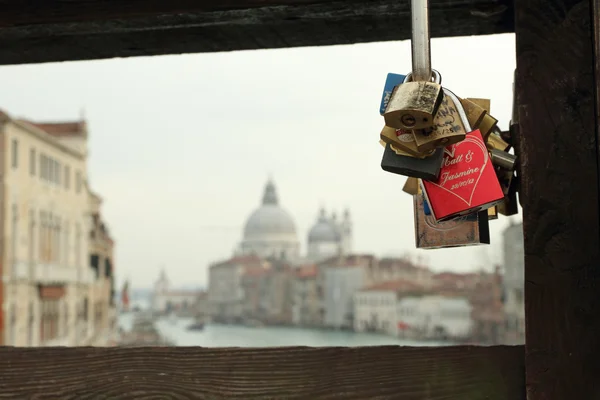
[235,179,352,263]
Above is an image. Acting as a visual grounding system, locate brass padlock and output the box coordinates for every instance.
[403,177,419,195]
[478,114,499,141]
[413,192,490,249]
[466,98,491,113]
[380,126,428,157]
[497,175,519,216]
[459,98,487,129]
[488,206,499,220]
[384,70,443,130]
[487,132,510,152]
[412,90,468,152]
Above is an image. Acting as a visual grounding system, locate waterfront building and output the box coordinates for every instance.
[236,179,300,261]
[291,264,320,327]
[396,295,473,340]
[502,221,525,344]
[151,269,203,315]
[353,279,424,336]
[87,188,117,345]
[306,208,352,263]
[0,110,113,346]
[208,255,262,323]
[235,179,353,264]
[374,258,434,288]
[320,255,376,330]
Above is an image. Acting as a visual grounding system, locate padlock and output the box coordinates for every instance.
[462,97,497,140]
[402,177,419,195]
[413,192,491,249]
[497,174,519,216]
[478,114,499,141]
[411,91,468,152]
[380,126,428,157]
[488,206,498,220]
[490,149,517,171]
[380,73,406,115]
[459,98,488,129]
[384,70,444,130]
[466,98,491,113]
[420,88,505,222]
[380,143,444,181]
[487,132,511,152]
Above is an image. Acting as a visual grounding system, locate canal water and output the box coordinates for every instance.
[118,313,450,347]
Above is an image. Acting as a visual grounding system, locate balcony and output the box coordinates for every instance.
[32,264,78,284]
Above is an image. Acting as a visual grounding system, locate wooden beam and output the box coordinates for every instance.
[0,345,524,399]
[0,0,514,65]
[515,0,600,398]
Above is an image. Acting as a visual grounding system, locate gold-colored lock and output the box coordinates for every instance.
[478,114,499,141]
[384,71,444,130]
[466,98,491,112]
[403,177,419,195]
[380,126,424,157]
[488,206,498,220]
[412,91,467,153]
[487,133,510,152]
[459,98,488,129]
[497,177,519,216]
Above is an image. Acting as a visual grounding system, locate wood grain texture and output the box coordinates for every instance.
[515,0,600,398]
[0,345,524,399]
[0,0,514,65]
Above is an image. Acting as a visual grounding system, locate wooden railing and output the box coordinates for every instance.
[0,345,524,399]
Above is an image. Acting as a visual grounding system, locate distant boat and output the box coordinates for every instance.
[187,315,206,331]
[187,321,205,331]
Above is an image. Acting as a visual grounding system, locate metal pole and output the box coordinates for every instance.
[410,0,432,82]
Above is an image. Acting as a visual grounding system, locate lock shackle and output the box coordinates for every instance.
[404,69,441,85]
[410,0,432,82]
[442,88,472,132]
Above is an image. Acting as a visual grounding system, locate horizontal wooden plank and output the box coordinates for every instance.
[0,345,524,399]
[0,0,514,65]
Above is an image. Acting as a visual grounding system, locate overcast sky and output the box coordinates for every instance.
[0,33,519,289]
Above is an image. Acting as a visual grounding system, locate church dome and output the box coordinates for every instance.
[243,180,298,241]
[308,208,340,243]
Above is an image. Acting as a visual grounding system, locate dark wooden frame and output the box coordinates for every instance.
[0,0,598,399]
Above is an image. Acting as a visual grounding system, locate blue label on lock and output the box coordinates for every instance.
[380,73,406,115]
[423,195,432,216]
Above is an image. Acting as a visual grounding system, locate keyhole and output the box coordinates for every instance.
[401,114,416,127]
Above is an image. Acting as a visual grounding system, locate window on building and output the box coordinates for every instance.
[9,303,16,345]
[64,165,70,189]
[55,218,61,264]
[75,223,81,268]
[29,148,36,176]
[39,211,46,262]
[63,222,69,267]
[48,158,55,183]
[11,138,18,168]
[28,209,35,266]
[63,301,69,337]
[55,161,61,186]
[12,204,18,277]
[40,153,46,180]
[28,302,34,346]
[75,170,82,193]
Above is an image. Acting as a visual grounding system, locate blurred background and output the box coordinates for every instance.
[0,32,524,348]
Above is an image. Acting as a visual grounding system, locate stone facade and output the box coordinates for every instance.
[0,111,115,346]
